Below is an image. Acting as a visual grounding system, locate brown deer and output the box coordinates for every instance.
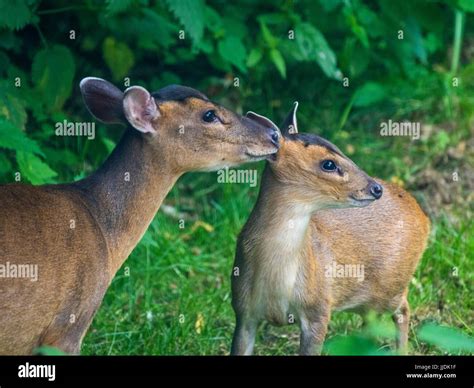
[231,103,430,355]
[0,77,280,355]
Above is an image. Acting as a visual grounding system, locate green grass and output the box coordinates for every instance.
[81,90,474,355]
[79,80,474,354]
[81,159,473,355]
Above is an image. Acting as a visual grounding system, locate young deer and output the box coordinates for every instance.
[0,78,280,355]
[231,103,430,355]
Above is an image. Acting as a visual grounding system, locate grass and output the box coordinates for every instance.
[81,75,474,355]
[81,135,473,355]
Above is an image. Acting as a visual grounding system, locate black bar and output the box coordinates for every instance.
[0,356,472,385]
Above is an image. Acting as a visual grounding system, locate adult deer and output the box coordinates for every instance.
[0,78,280,354]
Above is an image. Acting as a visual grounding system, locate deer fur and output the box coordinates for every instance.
[231,103,430,355]
[0,78,280,355]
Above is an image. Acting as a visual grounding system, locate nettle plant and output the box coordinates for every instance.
[1,0,471,185]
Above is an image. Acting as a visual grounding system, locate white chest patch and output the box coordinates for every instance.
[249,215,310,323]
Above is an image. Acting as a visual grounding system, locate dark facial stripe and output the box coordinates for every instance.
[151,84,209,102]
[287,133,345,157]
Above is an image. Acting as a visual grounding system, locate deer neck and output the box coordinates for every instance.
[250,166,313,264]
[76,129,180,277]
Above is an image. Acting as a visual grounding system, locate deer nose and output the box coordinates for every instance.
[369,182,383,199]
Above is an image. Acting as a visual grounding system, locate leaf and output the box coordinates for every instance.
[270,49,286,79]
[0,153,12,178]
[353,82,387,107]
[0,91,27,130]
[434,130,450,152]
[356,4,384,38]
[106,0,135,14]
[0,50,10,75]
[459,0,474,12]
[340,38,369,77]
[222,17,247,40]
[16,151,57,185]
[165,0,205,45]
[0,119,43,156]
[102,137,117,153]
[31,45,75,112]
[205,6,223,34]
[217,36,247,73]
[195,38,213,54]
[324,335,387,355]
[0,0,32,30]
[128,9,177,49]
[33,346,67,356]
[190,220,214,233]
[364,318,397,339]
[247,48,263,67]
[260,22,278,48]
[406,17,427,64]
[0,30,21,50]
[257,13,288,25]
[418,323,474,353]
[344,8,369,48]
[102,37,135,81]
[295,23,341,80]
[318,0,343,12]
[43,147,79,169]
[195,313,205,334]
[140,229,159,248]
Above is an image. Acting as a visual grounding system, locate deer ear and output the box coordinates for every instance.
[281,101,299,136]
[80,77,125,124]
[245,111,280,132]
[123,86,160,134]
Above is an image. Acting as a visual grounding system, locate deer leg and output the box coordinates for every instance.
[392,296,410,354]
[231,316,258,355]
[40,327,84,355]
[299,311,330,355]
[39,308,99,355]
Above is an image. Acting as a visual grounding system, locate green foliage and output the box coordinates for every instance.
[32,45,75,112]
[0,119,43,155]
[324,335,386,355]
[0,89,27,129]
[34,345,67,356]
[16,151,57,184]
[0,0,472,355]
[106,0,135,15]
[353,82,387,107]
[324,313,395,355]
[269,48,286,78]
[0,0,33,30]
[165,0,205,45]
[418,323,474,353]
[459,0,474,13]
[295,22,341,79]
[218,36,247,73]
[103,37,135,80]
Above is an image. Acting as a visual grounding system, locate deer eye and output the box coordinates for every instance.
[202,110,218,123]
[321,160,337,172]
